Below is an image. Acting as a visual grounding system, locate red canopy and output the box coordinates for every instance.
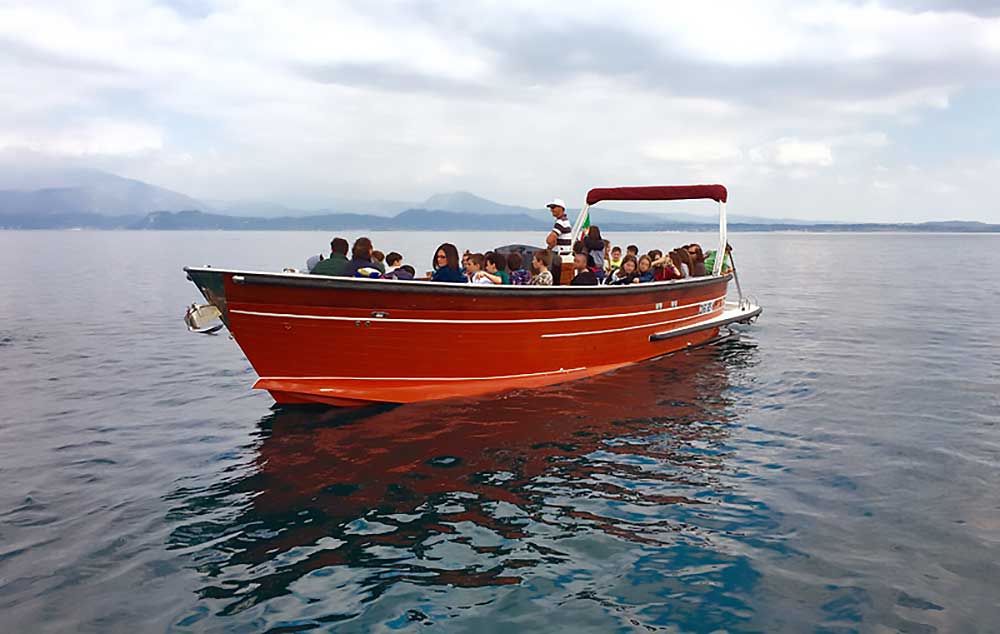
[586,184,727,205]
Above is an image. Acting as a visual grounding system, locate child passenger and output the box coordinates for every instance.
[507,252,531,285]
[608,246,623,271]
[529,250,553,286]
[466,253,495,284]
[636,255,654,283]
[484,252,509,284]
[583,226,605,270]
[605,254,639,285]
[371,250,386,273]
[384,252,403,275]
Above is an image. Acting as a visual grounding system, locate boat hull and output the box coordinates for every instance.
[186,268,752,406]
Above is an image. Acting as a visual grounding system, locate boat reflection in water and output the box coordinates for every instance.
[167,339,774,631]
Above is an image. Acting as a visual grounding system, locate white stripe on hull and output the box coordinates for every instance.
[230,295,725,326]
[541,308,723,338]
[256,366,589,383]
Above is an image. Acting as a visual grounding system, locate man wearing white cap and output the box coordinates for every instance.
[544,198,573,258]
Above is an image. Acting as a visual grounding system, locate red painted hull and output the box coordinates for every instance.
[186,268,735,406]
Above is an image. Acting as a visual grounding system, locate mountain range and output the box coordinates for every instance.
[1,167,997,232]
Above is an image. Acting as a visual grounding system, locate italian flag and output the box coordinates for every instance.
[577,206,590,240]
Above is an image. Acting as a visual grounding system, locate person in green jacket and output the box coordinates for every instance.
[703,243,733,275]
[312,237,351,276]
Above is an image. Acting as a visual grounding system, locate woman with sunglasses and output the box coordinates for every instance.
[430,243,467,282]
[685,244,707,277]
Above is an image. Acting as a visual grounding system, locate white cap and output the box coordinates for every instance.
[546,198,566,209]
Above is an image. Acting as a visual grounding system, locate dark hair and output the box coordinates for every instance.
[371,250,385,262]
[330,237,349,256]
[468,253,485,269]
[572,240,585,255]
[485,251,507,271]
[386,251,403,266]
[400,264,415,276]
[626,244,638,254]
[619,254,638,273]
[648,249,662,260]
[433,243,460,270]
[507,251,523,270]
[669,249,684,272]
[352,237,373,260]
[611,245,622,254]
[673,247,692,269]
[583,227,603,252]
[533,250,552,269]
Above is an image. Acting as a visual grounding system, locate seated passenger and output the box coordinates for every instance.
[570,252,599,286]
[431,243,467,282]
[467,253,496,285]
[583,226,606,270]
[345,237,380,277]
[305,253,323,273]
[384,252,403,275]
[626,244,639,258]
[608,245,623,271]
[674,248,692,277]
[529,250,554,286]
[647,249,664,280]
[461,250,472,276]
[384,264,415,280]
[686,244,708,276]
[507,251,531,285]
[370,250,386,273]
[636,254,655,283]
[703,243,733,274]
[605,255,639,285]
[651,250,684,280]
[484,252,510,284]
[311,237,350,276]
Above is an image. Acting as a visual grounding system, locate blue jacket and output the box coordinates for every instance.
[345,257,376,278]
[431,266,467,283]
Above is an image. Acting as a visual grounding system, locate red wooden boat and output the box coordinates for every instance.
[184,184,761,406]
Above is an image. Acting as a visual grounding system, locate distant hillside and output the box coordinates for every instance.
[132,208,552,231]
[126,209,1000,233]
[1,169,997,231]
[415,190,819,226]
[0,167,205,228]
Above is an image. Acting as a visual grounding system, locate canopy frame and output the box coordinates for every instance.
[570,184,729,276]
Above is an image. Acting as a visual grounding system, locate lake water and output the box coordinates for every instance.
[0,230,998,633]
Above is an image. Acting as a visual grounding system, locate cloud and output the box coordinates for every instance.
[437,162,462,176]
[0,0,999,220]
[0,120,164,157]
[644,139,743,163]
[776,140,835,167]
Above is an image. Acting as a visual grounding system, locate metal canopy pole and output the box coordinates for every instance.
[714,200,727,276]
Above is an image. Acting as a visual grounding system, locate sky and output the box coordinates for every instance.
[1,0,1000,221]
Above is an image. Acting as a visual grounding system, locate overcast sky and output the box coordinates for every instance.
[2,0,1000,221]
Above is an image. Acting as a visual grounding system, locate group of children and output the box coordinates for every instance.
[446,228,731,287]
[308,231,731,286]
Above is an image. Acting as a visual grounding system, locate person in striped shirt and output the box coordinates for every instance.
[544,198,573,258]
